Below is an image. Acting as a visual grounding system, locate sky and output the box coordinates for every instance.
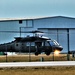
[0,0,75,18]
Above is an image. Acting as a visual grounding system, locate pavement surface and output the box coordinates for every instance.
[0,61,75,67]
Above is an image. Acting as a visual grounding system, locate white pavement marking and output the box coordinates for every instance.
[0,61,75,67]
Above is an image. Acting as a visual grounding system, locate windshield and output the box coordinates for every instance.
[49,40,59,46]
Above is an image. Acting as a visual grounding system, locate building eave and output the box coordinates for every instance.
[0,16,75,22]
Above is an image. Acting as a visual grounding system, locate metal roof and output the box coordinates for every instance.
[0,16,75,22]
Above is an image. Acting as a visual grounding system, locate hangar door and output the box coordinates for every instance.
[38,28,68,52]
[69,29,75,51]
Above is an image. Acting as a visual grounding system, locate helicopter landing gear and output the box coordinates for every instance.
[45,51,50,56]
[35,52,39,56]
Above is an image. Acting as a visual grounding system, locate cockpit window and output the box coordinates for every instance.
[53,40,59,45]
[49,40,59,46]
[45,41,50,46]
[49,41,55,46]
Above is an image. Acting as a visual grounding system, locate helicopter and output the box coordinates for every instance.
[0,30,63,55]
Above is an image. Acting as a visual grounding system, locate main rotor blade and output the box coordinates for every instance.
[0,31,31,33]
[0,30,44,33]
[1,30,71,34]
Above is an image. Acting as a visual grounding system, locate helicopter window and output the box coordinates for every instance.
[26,42,30,46]
[31,42,35,46]
[45,42,50,46]
[49,40,59,46]
[35,42,42,47]
[53,40,59,45]
[49,41,55,46]
[26,42,34,46]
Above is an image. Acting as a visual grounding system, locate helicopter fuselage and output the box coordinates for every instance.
[0,36,63,55]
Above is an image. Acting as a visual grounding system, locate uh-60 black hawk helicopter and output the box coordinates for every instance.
[0,30,63,55]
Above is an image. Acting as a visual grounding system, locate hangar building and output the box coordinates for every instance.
[0,16,75,52]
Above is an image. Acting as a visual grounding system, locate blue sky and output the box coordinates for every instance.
[0,0,75,18]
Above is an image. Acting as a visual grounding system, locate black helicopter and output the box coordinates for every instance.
[0,30,63,55]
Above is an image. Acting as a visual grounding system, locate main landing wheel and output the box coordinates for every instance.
[35,52,39,56]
